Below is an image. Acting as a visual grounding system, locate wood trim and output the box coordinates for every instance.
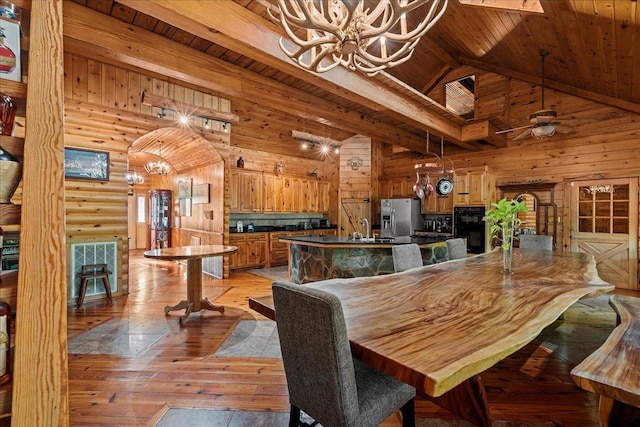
[141,92,240,124]
[12,0,69,425]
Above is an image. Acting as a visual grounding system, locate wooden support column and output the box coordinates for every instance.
[12,0,69,425]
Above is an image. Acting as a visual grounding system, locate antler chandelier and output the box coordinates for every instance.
[144,142,171,176]
[269,0,448,76]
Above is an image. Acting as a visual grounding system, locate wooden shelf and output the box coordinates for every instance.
[0,80,27,99]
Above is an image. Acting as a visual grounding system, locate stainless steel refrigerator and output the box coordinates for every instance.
[380,198,424,237]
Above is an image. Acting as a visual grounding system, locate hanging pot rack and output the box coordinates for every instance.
[413,134,455,198]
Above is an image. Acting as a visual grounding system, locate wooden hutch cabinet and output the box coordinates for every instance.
[149,189,172,249]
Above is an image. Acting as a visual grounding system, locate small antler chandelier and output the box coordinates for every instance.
[269,0,448,76]
[144,142,171,176]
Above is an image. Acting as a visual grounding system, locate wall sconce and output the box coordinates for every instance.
[157,108,166,119]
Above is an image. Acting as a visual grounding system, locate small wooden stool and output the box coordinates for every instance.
[77,264,113,308]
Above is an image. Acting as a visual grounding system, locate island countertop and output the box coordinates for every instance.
[279,234,454,283]
[279,234,453,247]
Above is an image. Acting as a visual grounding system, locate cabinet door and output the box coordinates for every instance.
[246,236,268,267]
[438,194,454,213]
[229,235,247,269]
[269,231,290,266]
[282,177,294,212]
[454,173,470,205]
[318,181,330,213]
[263,174,276,212]
[229,171,241,212]
[468,170,487,205]
[421,194,438,213]
[241,171,262,212]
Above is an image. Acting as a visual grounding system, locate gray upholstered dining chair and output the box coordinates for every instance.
[519,235,553,251]
[392,244,423,272]
[445,238,467,260]
[272,281,416,427]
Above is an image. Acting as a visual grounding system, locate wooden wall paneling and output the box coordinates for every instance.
[87,59,103,105]
[102,63,117,108]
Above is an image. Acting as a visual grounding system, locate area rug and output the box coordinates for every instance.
[248,265,290,282]
[154,408,555,426]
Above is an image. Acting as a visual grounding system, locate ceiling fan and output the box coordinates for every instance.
[497,50,573,141]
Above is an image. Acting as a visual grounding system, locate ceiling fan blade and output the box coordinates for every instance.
[554,125,574,134]
[512,128,533,141]
[496,124,533,135]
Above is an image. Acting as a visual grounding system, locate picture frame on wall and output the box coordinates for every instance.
[192,183,210,204]
[64,148,109,181]
[179,198,192,217]
[178,178,192,199]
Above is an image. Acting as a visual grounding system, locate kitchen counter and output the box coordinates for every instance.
[280,234,453,283]
[229,225,337,234]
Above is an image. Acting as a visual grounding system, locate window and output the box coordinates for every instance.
[578,184,629,234]
[137,196,145,223]
[445,75,475,121]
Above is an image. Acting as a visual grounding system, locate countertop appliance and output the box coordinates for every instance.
[381,198,424,238]
[454,206,486,254]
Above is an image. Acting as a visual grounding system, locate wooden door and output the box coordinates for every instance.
[339,198,370,237]
[127,190,148,250]
[569,178,638,289]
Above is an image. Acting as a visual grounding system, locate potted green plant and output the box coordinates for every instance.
[483,197,528,273]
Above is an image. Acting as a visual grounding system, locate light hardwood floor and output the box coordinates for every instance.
[2,250,639,426]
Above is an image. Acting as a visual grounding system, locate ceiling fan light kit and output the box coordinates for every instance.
[268,0,448,76]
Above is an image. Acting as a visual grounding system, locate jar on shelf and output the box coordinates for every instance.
[0,92,16,136]
[237,157,244,168]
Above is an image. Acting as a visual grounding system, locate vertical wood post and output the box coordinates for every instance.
[12,0,68,425]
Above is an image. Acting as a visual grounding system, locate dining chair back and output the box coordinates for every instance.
[392,244,423,272]
[445,238,467,260]
[272,281,416,427]
[519,235,553,251]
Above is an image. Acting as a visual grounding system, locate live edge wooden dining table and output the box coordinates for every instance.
[144,245,237,323]
[249,249,614,427]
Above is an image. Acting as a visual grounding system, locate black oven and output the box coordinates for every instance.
[454,206,486,254]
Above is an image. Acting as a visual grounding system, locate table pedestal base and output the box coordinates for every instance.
[164,298,225,323]
[164,258,225,324]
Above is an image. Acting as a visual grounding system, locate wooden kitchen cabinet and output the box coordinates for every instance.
[453,166,495,207]
[229,232,268,270]
[269,231,290,267]
[421,193,453,214]
[231,169,330,214]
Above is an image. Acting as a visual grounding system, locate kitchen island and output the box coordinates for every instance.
[280,234,453,283]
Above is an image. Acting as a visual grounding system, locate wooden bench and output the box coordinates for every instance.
[77,264,113,308]
[571,295,640,427]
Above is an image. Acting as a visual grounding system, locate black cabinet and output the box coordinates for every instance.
[149,189,172,250]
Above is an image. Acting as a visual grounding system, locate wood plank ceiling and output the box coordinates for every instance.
[69,0,639,159]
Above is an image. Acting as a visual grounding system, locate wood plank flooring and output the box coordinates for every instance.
[2,250,639,426]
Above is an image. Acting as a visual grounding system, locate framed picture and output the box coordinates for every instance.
[192,183,210,204]
[179,198,192,217]
[178,178,192,199]
[64,148,109,181]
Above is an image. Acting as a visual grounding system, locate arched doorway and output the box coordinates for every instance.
[127,127,224,250]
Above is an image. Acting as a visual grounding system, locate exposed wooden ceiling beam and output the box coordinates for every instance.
[62,2,435,153]
[116,0,465,142]
[460,56,640,115]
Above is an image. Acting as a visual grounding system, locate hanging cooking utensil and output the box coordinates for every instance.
[435,176,453,196]
[435,136,454,196]
[424,174,433,196]
[413,171,425,198]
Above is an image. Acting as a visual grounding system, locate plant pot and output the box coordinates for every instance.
[502,246,513,273]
